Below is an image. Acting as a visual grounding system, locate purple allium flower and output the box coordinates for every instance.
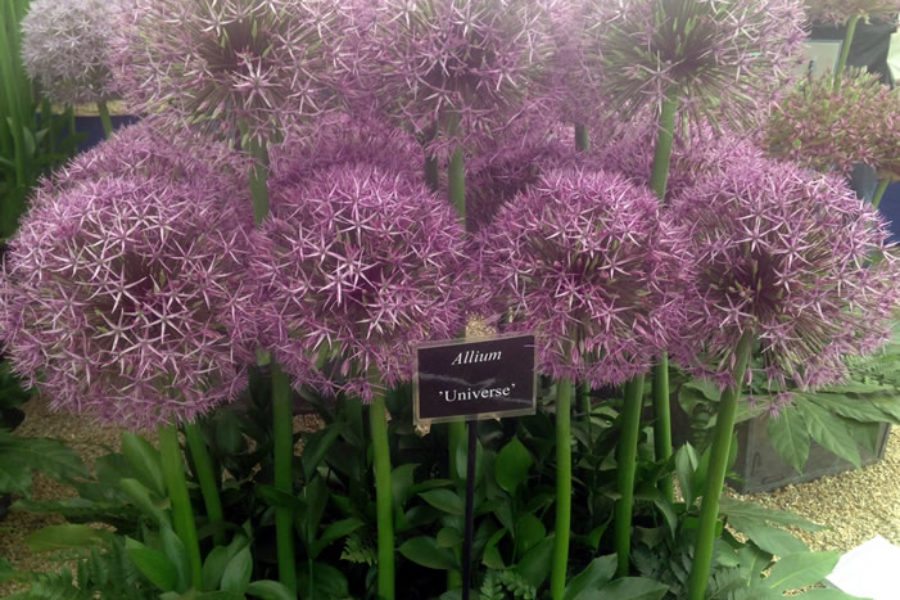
[0,174,256,428]
[115,0,351,145]
[669,156,900,391]
[251,161,469,402]
[805,0,900,23]
[585,0,806,129]
[479,168,686,387]
[355,0,558,157]
[764,70,900,177]
[20,0,125,104]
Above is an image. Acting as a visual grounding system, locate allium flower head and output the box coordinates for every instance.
[764,70,900,177]
[251,161,469,401]
[805,0,900,23]
[479,168,686,387]
[588,0,806,128]
[358,0,558,156]
[670,156,900,391]
[116,0,350,145]
[21,0,123,104]
[0,176,256,428]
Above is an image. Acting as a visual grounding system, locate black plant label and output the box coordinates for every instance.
[414,334,536,426]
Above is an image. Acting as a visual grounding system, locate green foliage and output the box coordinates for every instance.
[0,430,88,497]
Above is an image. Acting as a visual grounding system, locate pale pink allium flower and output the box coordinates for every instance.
[586,0,806,129]
[356,0,558,156]
[479,168,686,386]
[670,156,900,391]
[805,0,900,23]
[115,0,350,145]
[21,0,125,104]
[251,160,469,401]
[0,168,256,428]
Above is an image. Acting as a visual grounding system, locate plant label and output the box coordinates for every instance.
[414,333,536,425]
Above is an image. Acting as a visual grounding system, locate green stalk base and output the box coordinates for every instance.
[550,378,573,600]
[272,363,297,594]
[184,423,224,546]
[834,16,860,93]
[370,395,395,600]
[97,100,113,138]
[614,375,645,577]
[873,179,890,209]
[448,147,465,226]
[575,124,589,152]
[652,354,674,503]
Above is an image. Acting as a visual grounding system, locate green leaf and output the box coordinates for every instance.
[808,394,895,423]
[766,406,810,474]
[514,514,545,559]
[126,537,178,592]
[727,519,808,557]
[220,546,253,593]
[160,525,189,593]
[120,478,171,527]
[246,580,295,600]
[674,444,699,507]
[515,536,555,588]
[0,431,88,496]
[256,484,306,512]
[298,562,349,600]
[481,528,506,570]
[311,517,364,558]
[801,402,862,468]
[794,590,869,599]
[588,577,668,600]
[719,498,823,532]
[563,555,617,600]
[419,488,464,515]
[26,524,110,552]
[436,526,463,548]
[494,436,533,495]
[202,546,232,591]
[398,536,458,570]
[302,475,329,546]
[391,463,418,508]
[301,425,341,482]
[764,551,840,593]
[121,432,166,497]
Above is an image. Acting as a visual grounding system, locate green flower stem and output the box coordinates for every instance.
[370,394,395,600]
[834,15,860,93]
[448,147,465,226]
[580,381,592,428]
[0,6,26,187]
[183,423,225,546]
[575,124,590,152]
[614,374,645,577]
[686,331,755,600]
[650,92,678,502]
[158,424,203,590]
[96,100,113,138]
[272,363,298,595]
[872,179,890,209]
[550,377,574,600]
[249,139,270,226]
[425,154,440,193]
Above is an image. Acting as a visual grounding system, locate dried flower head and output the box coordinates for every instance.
[358,0,558,156]
[588,0,806,128]
[20,0,124,104]
[251,161,469,401]
[805,0,900,23]
[764,70,900,178]
[0,173,256,428]
[670,156,900,391]
[479,168,685,386]
[115,0,350,145]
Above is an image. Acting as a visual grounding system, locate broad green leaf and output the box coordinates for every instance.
[246,580,295,600]
[436,526,463,548]
[202,546,232,591]
[514,514,545,559]
[794,590,869,599]
[808,395,895,423]
[399,537,458,570]
[419,488,464,515]
[801,402,862,468]
[126,537,178,592]
[766,406,810,474]
[120,478,171,528]
[727,519,808,557]
[256,484,305,512]
[719,498,823,532]
[634,486,677,538]
[765,551,841,593]
[481,528,506,570]
[220,546,253,593]
[0,431,88,496]
[298,562,349,600]
[495,436,533,494]
[563,555,617,600]
[674,443,699,507]
[301,425,341,481]
[515,536,555,588]
[303,476,328,546]
[26,524,110,552]
[391,463,418,508]
[311,517,364,558]
[160,525,189,593]
[121,432,166,497]
[587,577,668,600]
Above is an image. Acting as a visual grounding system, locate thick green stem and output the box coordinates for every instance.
[575,124,589,152]
[425,154,440,193]
[580,381,592,428]
[614,375,645,577]
[271,363,297,594]
[370,395,395,600]
[834,16,860,93]
[96,100,113,138]
[872,179,890,209]
[550,378,573,600]
[686,332,755,600]
[249,140,270,226]
[653,354,674,503]
[158,424,203,590]
[650,94,678,201]
[183,423,224,546]
[448,147,465,226]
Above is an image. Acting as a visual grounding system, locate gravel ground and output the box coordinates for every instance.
[2,398,898,596]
